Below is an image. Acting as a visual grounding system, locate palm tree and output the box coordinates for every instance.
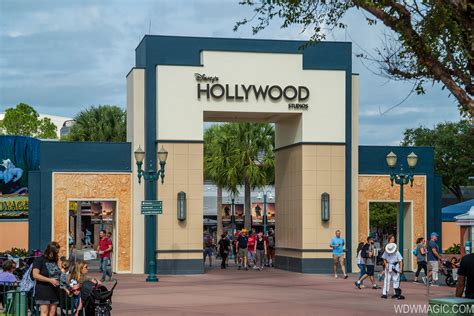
[67,105,126,142]
[204,123,274,231]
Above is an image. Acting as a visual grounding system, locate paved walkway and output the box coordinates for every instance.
[104,265,456,315]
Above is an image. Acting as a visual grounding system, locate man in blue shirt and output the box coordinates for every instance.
[427,232,442,286]
[330,230,348,279]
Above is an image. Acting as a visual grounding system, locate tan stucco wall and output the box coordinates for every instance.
[358,175,426,264]
[442,222,460,250]
[127,68,146,273]
[0,221,28,251]
[156,142,203,260]
[52,173,133,273]
[276,144,346,259]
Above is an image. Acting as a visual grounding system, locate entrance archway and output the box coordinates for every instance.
[127,35,358,274]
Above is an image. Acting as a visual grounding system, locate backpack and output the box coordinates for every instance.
[360,244,369,259]
[205,236,213,247]
[412,248,418,256]
[19,263,36,293]
[268,235,275,248]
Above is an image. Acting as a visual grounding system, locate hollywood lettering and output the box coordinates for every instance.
[197,83,309,102]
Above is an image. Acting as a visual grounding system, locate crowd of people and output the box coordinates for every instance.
[204,227,276,271]
[333,230,473,300]
[0,229,114,316]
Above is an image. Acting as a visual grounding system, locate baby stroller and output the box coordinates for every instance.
[440,260,457,287]
[81,280,117,316]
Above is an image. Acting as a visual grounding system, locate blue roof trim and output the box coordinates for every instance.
[442,199,474,221]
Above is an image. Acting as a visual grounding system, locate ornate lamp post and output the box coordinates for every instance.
[134,145,168,282]
[226,196,239,259]
[257,190,273,235]
[386,151,418,281]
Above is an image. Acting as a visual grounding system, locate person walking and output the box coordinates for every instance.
[330,230,348,279]
[254,232,267,270]
[247,230,256,269]
[427,232,442,286]
[203,233,214,267]
[413,237,428,283]
[267,228,275,267]
[456,253,474,299]
[97,230,113,282]
[32,241,61,316]
[381,242,405,299]
[355,236,378,289]
[356,242,366,286]
[237,229,249,270]
[218,232,231,269]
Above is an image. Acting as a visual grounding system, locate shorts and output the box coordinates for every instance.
[366,265,375,276]
[204,247,213,257]
[333,254,344,264]
[248,251,255,261]
[429,260,439,271]
[238,248,248,258]
[35,300,59,305]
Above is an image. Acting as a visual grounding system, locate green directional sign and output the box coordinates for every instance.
[141,200,163,215]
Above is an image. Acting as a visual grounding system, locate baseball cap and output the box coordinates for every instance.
[241,228,247,233]
[431,232,439,237]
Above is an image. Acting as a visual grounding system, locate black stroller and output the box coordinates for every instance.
[81,280,117,316]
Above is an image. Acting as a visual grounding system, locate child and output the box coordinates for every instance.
[69,279,83,316]
[59,258,70,290]
[0,260,17,284]
[381,243,405,299]
[450,257,459,281]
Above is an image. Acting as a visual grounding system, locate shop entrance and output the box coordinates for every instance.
[68,200,117,272]
[368,201,413,271]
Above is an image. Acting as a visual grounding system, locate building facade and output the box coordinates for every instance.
[0,36,441,275]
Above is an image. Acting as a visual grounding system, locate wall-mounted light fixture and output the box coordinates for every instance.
[177,191,186,221]
[321,192,330,222]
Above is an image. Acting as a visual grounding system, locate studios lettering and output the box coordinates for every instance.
[195,73,309,110]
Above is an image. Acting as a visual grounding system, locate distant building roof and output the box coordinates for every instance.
[442,199,474,222]
[0,113,73,139]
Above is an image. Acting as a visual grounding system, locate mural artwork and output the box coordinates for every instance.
[0,136,40,218]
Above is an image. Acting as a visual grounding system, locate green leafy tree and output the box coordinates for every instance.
[402,120,474,201]
[68,105,126,142]
[235,1,473,117]
[0,103,57,139]
[369,202,397,241]
[204,123,275,230]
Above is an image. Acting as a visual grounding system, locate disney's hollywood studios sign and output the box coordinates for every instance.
[195,73,309,110]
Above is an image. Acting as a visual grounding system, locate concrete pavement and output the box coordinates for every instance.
[104,265,456,315]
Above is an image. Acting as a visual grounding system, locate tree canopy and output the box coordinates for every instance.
[401,120,474,201]
[235,1,474,117]
[67,105,126,142]
[204,122,275,229]
[369,202,397,240]
[0,103,57,139]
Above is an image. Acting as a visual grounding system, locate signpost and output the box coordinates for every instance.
[141,200,163,215]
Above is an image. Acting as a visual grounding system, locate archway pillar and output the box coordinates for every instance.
[274,143,346,273]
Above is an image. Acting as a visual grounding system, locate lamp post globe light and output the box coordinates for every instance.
[257,190,273,235]
[134,145,168,282]
[386,151,418,282]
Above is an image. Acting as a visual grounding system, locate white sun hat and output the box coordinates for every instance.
[385,243,398,254]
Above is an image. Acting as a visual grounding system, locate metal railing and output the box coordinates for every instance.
[1,283,79,316]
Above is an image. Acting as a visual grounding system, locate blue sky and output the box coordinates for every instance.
[0,0,461,145]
